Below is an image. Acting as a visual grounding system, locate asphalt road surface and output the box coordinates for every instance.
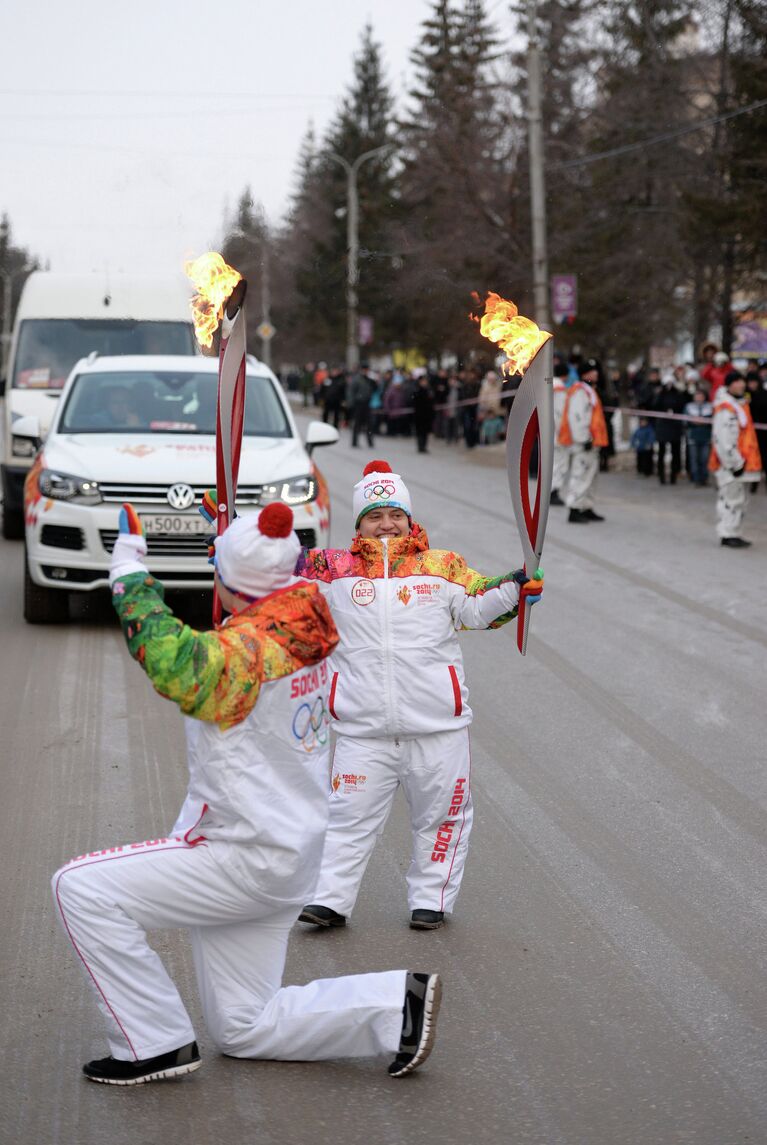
[1,417,766,1145]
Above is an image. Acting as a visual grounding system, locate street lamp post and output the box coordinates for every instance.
[327,145,393,371]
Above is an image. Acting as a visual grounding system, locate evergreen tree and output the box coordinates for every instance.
[279,25,399,360]
[398,0,511,357]
[0,214,38,376]
[555,0,698,360]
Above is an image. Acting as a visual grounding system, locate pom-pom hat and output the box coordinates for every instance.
[353,460,413,528]
[214,502,300,601]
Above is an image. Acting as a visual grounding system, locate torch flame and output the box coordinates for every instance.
[185,251,243,349]
[477,292,552,375]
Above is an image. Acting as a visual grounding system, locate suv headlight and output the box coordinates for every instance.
[38,469,102,505]
[259,475,317,506]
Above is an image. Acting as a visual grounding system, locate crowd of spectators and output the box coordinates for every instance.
[623,346,767,488]
[289,361,518,454]
[283,348,767,484]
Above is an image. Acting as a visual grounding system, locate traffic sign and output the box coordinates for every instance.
[257,322,276,341]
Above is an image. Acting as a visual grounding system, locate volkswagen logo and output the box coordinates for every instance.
[166,483,195,510]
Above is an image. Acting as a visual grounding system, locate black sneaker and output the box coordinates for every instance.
[82,1041,201,1086]
[410,909,445,930]
[582,509,605,521]
[298,904,347,927]
[721,537,751,548]
[568,508,589,523]
[549,490,564,506]
[388,972,442,1077]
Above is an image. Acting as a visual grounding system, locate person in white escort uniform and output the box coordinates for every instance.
[51,501,442,1086]
[558,361,609,523]
[295,461,543,932]
[708,369,762,547]
[550,361,570,506]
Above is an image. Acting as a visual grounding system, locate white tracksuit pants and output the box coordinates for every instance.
[312,727,473,917]
[52,837,406,1063]
[715,474,747,538]
[552,444,569,495]
[565,446,599,511]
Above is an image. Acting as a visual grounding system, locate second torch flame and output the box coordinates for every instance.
[478,292,552,374]
[185,251,243,349]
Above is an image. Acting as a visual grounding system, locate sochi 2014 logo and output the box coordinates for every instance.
[292,696,330,754]
[351,578,376,606]
[364,481,396,501]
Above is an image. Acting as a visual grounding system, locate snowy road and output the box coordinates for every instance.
[1,420,766,1145]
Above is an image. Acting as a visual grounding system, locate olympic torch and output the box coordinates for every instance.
[185,252,248,623]
[477,293,554,655]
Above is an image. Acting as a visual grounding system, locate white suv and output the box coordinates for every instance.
[19,354,338,622]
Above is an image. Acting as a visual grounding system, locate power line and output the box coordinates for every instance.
[0,88,337,100]
[548,97,767,171]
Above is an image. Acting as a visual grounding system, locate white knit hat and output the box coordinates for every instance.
[214,503,300,600]
[353,460,412,528]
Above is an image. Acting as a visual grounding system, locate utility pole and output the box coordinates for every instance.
[527,0,550,329]
[327,145,392,371]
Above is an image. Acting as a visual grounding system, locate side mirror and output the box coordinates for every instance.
[12,414,42,439]
[305,420,339,456]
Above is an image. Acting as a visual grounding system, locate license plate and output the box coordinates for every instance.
[140,514,208,536]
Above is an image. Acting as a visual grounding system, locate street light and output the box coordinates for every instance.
[228,226,273,370]
[326,145,394,371]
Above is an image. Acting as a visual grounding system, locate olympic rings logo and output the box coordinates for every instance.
[292,696,330,754]
[364,482,396,500]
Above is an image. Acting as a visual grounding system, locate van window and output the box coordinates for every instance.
[58,370,291,438]
[11,319,196,389]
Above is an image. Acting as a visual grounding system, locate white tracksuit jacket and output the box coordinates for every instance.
[52,551,410,1063]
[295,527,521,915]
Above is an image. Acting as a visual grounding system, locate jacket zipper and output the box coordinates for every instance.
[381,537,398,740]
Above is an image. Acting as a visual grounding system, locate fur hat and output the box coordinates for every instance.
[353,460,412,528]
[214,503,300,600]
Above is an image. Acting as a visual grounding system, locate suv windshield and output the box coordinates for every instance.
[58,370,291,437]
[12,319,196,390]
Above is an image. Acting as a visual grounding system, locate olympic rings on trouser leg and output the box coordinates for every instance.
[292,696,330,753]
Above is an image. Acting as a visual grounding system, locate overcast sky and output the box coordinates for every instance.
[0,0,511,277]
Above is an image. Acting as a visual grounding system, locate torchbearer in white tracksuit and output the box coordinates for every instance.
[559,362,609,523]
[51,501,442,1086]
[550,362,570,506]
[709,370,762,548]
[294,460,543,932]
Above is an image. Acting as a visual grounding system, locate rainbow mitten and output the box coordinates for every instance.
[118,503,144,537]
[200,488,240,564]
[513,566,544,605]
[110,502,148,587]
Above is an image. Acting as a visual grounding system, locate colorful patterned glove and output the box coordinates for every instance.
[199,488,219,526]
[199,487,240,565]
[513,567,543,605]
[118,503,144,537]
[110,502,148,587]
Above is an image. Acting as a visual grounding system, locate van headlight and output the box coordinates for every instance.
[38,469,102,505]
[259,475,317,506]
[11,436,37,458]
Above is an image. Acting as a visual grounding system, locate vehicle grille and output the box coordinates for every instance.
[100,527,317,557]
[40,525,85,550]
[101,530,208,558]
[98,483,266,506]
